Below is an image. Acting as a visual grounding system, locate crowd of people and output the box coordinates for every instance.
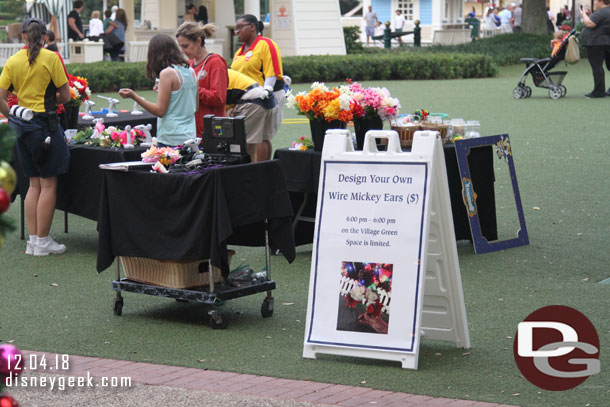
[483,3,522,34]
[1,11,286,256]
[66,1,127,61]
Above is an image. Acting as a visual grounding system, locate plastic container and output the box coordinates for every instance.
[465,120,480,138]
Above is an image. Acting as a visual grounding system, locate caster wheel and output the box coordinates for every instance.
[261,298,274,318]
[549,86,562,99]
[113,297,123,316]
[513,86,524,99]
[209,310,228,329]
[524,86,532,98]
[559,85,567,97]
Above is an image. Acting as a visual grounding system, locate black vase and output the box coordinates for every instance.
[353,116,384,150]
[309,119,347,152]
[60,104,80,131]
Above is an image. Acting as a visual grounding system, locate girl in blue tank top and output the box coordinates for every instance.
[119,34,198,147]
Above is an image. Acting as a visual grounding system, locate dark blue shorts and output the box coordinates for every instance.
[10,115,70,178]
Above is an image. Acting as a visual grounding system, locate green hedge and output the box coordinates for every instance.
[283,52,497,83]
[60,53,494,91]
[0,52,494,92]
[66,61,152,92]
[355,33,557,67]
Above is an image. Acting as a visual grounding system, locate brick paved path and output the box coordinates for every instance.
[8,351,518,407]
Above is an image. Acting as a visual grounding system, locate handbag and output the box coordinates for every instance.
[103,32,124,51]
[565,36,580,64]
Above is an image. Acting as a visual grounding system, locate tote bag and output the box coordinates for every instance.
[565,36,580,64]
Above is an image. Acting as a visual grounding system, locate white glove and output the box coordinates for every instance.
[242,86,264,101]
[260,86,274,100]
[283,75,292,86]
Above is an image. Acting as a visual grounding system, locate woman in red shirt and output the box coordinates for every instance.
[175,22,228,137]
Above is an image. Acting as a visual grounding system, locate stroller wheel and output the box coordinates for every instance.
[524,86,532,98]
[513,86,525,99]
[549,86,562,100]
[559,85,567,97]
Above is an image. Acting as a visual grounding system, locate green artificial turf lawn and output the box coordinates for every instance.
[1,62,609,406]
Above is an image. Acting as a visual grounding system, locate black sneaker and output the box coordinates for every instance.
[585,93,605,99]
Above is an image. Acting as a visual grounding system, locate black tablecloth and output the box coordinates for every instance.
[13,145,146,221]
[274,144,497,242]
[78,111,157,137]
[96,160,296,275]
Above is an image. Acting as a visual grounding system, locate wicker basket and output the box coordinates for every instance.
[119,251,233,289]
[386,124,421,148]
[419,123,449,142]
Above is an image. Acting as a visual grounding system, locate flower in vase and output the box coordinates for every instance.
[291,82,353,123]
[347,81,401,122]
[66,74,90,107]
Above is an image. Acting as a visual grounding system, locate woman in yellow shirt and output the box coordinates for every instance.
[231,14,285,161]
[0,19,71,256]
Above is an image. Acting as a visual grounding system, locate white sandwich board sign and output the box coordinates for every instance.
[302,130,470,369]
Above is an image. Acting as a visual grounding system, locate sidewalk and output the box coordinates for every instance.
[5,351,518,407]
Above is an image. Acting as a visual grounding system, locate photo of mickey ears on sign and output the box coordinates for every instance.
[337,261,392,335]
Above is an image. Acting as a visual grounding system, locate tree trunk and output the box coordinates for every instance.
[522,0,549,34]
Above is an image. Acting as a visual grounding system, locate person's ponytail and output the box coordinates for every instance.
[25,22,45,65]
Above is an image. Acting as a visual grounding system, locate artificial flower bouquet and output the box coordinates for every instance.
[344,79,401,122]
[286,82,353,123]
[72,121,146,148]
[66,74,91,107]
[291,135,313,151]
[141,145,182,172]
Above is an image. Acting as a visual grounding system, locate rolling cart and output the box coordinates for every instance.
[111,220,276,329]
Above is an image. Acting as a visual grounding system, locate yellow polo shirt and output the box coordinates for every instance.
[231,35,283,86]
[0,48,68,113]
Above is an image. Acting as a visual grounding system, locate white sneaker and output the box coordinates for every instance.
[25,241,34,255]
[33,237,67,257]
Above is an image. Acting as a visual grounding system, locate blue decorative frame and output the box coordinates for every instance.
[454,135,529,254]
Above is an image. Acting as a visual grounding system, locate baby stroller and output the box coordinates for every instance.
[513,29,577,100]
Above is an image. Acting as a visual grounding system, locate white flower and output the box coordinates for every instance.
[85,87,91,97]
[285,90,296,109]
[338,94,351,111]
[338,84,352,95]
[350,284,366,302]
[365,287,378,303]
[74,81,83,90]
[311,82,328,91]
[152,161,168,173]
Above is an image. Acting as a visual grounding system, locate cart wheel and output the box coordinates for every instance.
[549,86,562,99]
[113,297,123,316]
[559,85,567,97]
[209,310,228,329]
[524,86,532,98]
[513,86,524,99]
[261,298,274,318]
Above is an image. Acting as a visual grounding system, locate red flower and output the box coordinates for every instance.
[344,294,358,308]
[366,301,383,317]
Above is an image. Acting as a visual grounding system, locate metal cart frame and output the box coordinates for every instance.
[111,219,276,329]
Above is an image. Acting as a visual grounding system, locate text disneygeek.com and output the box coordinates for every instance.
[4,373,132,391]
